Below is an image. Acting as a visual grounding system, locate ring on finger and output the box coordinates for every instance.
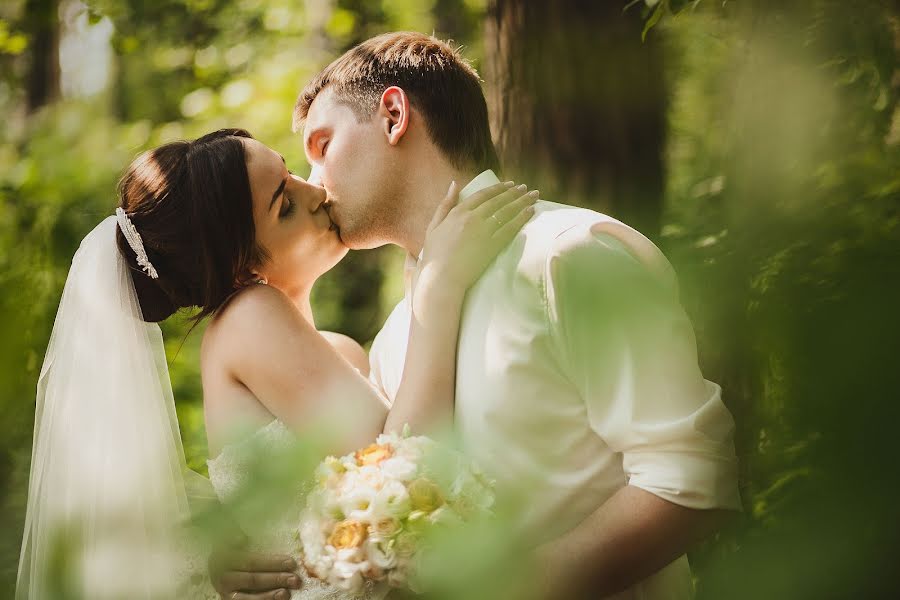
[491,214,503,227]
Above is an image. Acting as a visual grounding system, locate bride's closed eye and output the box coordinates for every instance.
[280,193,296,219]
[279,171,297,219]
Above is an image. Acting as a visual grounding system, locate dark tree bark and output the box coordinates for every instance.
[485,0,667,238]
[24,0,60,113]
[433,0,482,45]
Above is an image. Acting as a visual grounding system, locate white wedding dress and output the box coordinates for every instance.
[207,420,389,600]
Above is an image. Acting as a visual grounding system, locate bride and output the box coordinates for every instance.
[17,128,535,599]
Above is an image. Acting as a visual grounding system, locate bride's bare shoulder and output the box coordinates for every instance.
[202,285,312,354]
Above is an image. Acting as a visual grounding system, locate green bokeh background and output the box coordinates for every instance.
[1,0,898,598]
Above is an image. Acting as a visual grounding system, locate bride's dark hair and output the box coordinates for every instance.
[116,128,266,322]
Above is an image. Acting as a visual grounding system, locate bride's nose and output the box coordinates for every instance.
[291,174,328,212]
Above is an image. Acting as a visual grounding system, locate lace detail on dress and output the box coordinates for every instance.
[207,420,388,600]
[208,419,296,504]
[175,541,220,600]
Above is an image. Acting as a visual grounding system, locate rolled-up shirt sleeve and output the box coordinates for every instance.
[546,223,741,510]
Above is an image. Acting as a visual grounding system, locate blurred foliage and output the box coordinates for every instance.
[652,1,900,597]
[1,0,899,597]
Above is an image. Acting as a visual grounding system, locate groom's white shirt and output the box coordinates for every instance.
[369,170,741,599]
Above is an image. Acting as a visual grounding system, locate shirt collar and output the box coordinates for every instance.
[458,169,501,202]
[404,169,501,295]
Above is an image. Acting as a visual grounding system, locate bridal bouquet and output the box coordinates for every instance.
[296,426,495,593]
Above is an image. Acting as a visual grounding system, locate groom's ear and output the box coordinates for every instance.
[379,86,410,146]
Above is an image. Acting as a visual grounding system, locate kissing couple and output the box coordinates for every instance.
[18,32,741,600]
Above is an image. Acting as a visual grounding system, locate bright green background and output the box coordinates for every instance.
[1,1,898,598]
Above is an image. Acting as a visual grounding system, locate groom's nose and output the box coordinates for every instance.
[308,164,323,186]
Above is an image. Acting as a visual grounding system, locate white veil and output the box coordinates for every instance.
[16,216,201,598]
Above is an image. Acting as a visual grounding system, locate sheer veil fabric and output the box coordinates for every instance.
[16,216,204,598]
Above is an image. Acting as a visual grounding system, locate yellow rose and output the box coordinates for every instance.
[407,478,444,513]
[327,519,368,549]
[355,443,394,466]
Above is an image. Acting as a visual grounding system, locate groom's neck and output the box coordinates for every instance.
[400,161,479,258]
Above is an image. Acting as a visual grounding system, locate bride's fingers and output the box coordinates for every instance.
[474,183,529,219]
[457,181,516,211]
[427,181,459,233]
[492,189,539,226]
[491,203,536,246]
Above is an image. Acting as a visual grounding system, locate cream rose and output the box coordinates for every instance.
[407,477,444,513]
[355,442,394,466]
[327,519,368,550]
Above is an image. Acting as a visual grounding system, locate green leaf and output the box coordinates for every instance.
[642,2,666,41]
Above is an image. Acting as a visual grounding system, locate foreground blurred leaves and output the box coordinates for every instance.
[1,0,899,597]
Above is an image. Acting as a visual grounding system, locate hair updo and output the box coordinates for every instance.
[116,128,265,322]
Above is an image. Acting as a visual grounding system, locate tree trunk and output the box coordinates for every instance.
[485,0,666,238]
[24,0,60,113]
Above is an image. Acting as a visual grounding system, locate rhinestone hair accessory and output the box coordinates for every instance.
[115,207,159,279]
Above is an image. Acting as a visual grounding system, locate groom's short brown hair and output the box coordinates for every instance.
[293,31,500,173]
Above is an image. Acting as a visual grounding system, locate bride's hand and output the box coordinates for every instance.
[420,180,538,291]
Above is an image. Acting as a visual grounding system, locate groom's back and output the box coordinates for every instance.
[369,195,739,598]
[371,199,677,536]
[453,200,674,534]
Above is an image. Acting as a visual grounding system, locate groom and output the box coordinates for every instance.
[218,32,741,599]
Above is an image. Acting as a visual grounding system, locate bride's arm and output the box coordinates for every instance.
[211,286,389,453]
[217,182,535,453]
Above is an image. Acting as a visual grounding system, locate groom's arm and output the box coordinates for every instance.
[539,223,742,597]
[534,486,733,598]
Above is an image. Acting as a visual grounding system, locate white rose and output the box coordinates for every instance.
[396,437,430,462]
[356,464,385,489]
[373,479,412,519]
[305,554,334,581]
[330,561,364,593]
[375,431,398,446]
[334,546,365,563]
[366,538,398,570]
[340,454,359,471]
[315,456,346,487]
[379,456,418,482]
[338,472,380,521]
[299,518,326,558]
